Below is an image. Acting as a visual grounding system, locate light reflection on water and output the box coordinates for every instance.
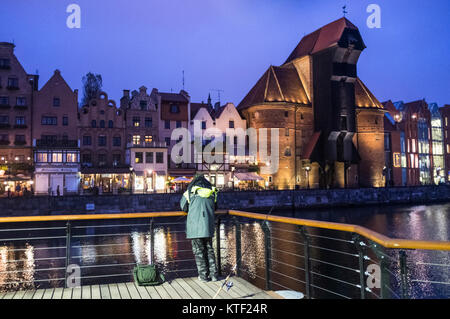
[0,203,449,298]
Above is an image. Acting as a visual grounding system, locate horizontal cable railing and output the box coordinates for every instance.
[0,210,448,299]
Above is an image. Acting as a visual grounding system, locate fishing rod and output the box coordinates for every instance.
[213,204,277,299]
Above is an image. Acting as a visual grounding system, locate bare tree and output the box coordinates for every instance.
[81,72,103,106]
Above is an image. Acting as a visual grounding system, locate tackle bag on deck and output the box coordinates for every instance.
[133,264,165,286]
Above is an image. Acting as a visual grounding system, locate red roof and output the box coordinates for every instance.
[284,17,363,64]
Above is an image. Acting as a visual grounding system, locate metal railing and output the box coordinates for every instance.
[0,210,449,299]
[228,210,450,299]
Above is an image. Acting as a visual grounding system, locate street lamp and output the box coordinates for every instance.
[304,165,311,189]
[231,166,235,191]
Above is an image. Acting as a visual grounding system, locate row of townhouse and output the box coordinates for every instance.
[0,42,256,196]
[383,99,450,186]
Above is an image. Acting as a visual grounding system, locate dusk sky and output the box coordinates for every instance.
[1,0,449,106]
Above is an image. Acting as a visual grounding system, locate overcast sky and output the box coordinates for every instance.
[1,0,449,106]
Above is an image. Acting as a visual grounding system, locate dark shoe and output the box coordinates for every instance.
[198,276,209,283]
[210,276,219,282]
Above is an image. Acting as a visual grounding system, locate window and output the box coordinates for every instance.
[98,154,107,166]
[284,111,289,117]
[145,117,152,128]
[164,120,170,129]
[98,135,107,146]
[0,96,8,105]
[0,116,8,124]
[52,152,63,163]
[156,152,164,163]
[53,98,60,107]
[91,120,97,128]
[0,59,10,69]
[62,116,68,126]
[285,128,289,136]
[140,100,147,110]
[133,135,140,145]
[165,137,170,146]
[170,104,180,113]
[112,154,121,166]
[7,78,18,89]
[66,152,78,163]
[176,121,182,128]
[15,116,25,126]
[146,152,153,163]
[41,116,57,125]
[82,154,91,164]
[133,117,140,127]
[83,135,92,146]
[229,120,234,128]
[113,136,121,147]
[108,120,114,128]
[145,135,153,144]
[0,134,8,142]
[284,147,291,156]
[202,121,206,130]
[135,152,143,163]
[100,120,105,128]
[16,97,26,106]
[37,152,48,163]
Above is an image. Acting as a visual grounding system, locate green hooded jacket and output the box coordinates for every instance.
[180,175,218,239]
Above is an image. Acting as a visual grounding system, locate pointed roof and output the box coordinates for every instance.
[237,65,310,110]
[191,102,213,119]
[354,78,383,109]
[39,69,73,93]
[284,17,364,64]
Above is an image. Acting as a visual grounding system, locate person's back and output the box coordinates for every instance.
[180,175,219,282]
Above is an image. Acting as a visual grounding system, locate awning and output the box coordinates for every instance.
[234,172,264,182]
[173,176,192,183]
[155,171,167,176]
[81,167,132,174]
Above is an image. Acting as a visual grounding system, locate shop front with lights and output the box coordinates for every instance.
[80,167,132,194]
[0,153,34,196]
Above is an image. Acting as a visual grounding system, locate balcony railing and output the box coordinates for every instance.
[0,104,11,109]
[13,104,28,110]
[13,124,28,129]
[13,140,27,146]
[0,124,11,129]
[126,141,167,148]
[6,86,19,91]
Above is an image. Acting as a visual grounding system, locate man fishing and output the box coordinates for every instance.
[180,174,219,282]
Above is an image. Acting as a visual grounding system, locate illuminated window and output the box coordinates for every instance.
[393,153,401,168]
[145,135,153,143]
[133,135,140,145]
[135,152,143,163]
[52,152,63,163]
[66,152,78,163]
[133,117,140,127]
[37,152,48,163]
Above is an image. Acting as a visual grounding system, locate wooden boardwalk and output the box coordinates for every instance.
[0,277,282,299]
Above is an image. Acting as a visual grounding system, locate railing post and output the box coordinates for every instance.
[215,217,222,277]
[149,218,154,264]
[370,243,391,299]
[353,234,366,299]
[234,217,241,277]
[64,221,71,288]
[261,220,272,291]
[399,250,408,299]
[298,226,311,299]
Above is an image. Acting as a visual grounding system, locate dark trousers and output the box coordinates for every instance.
[191,238,218,279]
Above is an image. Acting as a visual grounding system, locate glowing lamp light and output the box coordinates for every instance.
[15,157,19,161]
[0,170,4,176]
[147,169,153,174]
[29,181,34,185]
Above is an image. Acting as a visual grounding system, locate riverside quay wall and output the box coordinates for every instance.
[0,186,449,216]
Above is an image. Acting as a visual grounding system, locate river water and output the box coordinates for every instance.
[0,202,449,298]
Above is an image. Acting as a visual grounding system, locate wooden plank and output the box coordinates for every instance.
[209,280,241,299]
[81,285,91,299]
[62,288,73,299]
[52,288,64,299]
[154,283,171,299]
[72,287,82,299]
[161,281,182,299]
[168,279,192,299]
[227,277,261,298]
[33,289,45,299]
[125,282,141,299]
[232,277,271,299]
[91,285,101,299]
[100,285,111,299]
[183,277,216,299]
[23,290,36,299]
[203,280,230,299]
[117,283,130,299]
[132,283,151,299]
[144,285,162,299]
[2,290,17,299]
[175,278,202,299]
[42,289,54,299]
[13,290,27,299]
[108,284,121,299]
[0,291,6,299]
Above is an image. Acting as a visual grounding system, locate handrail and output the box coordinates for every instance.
[0,209,448,251]
[0,211,187,223]
[229,210,450,251]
